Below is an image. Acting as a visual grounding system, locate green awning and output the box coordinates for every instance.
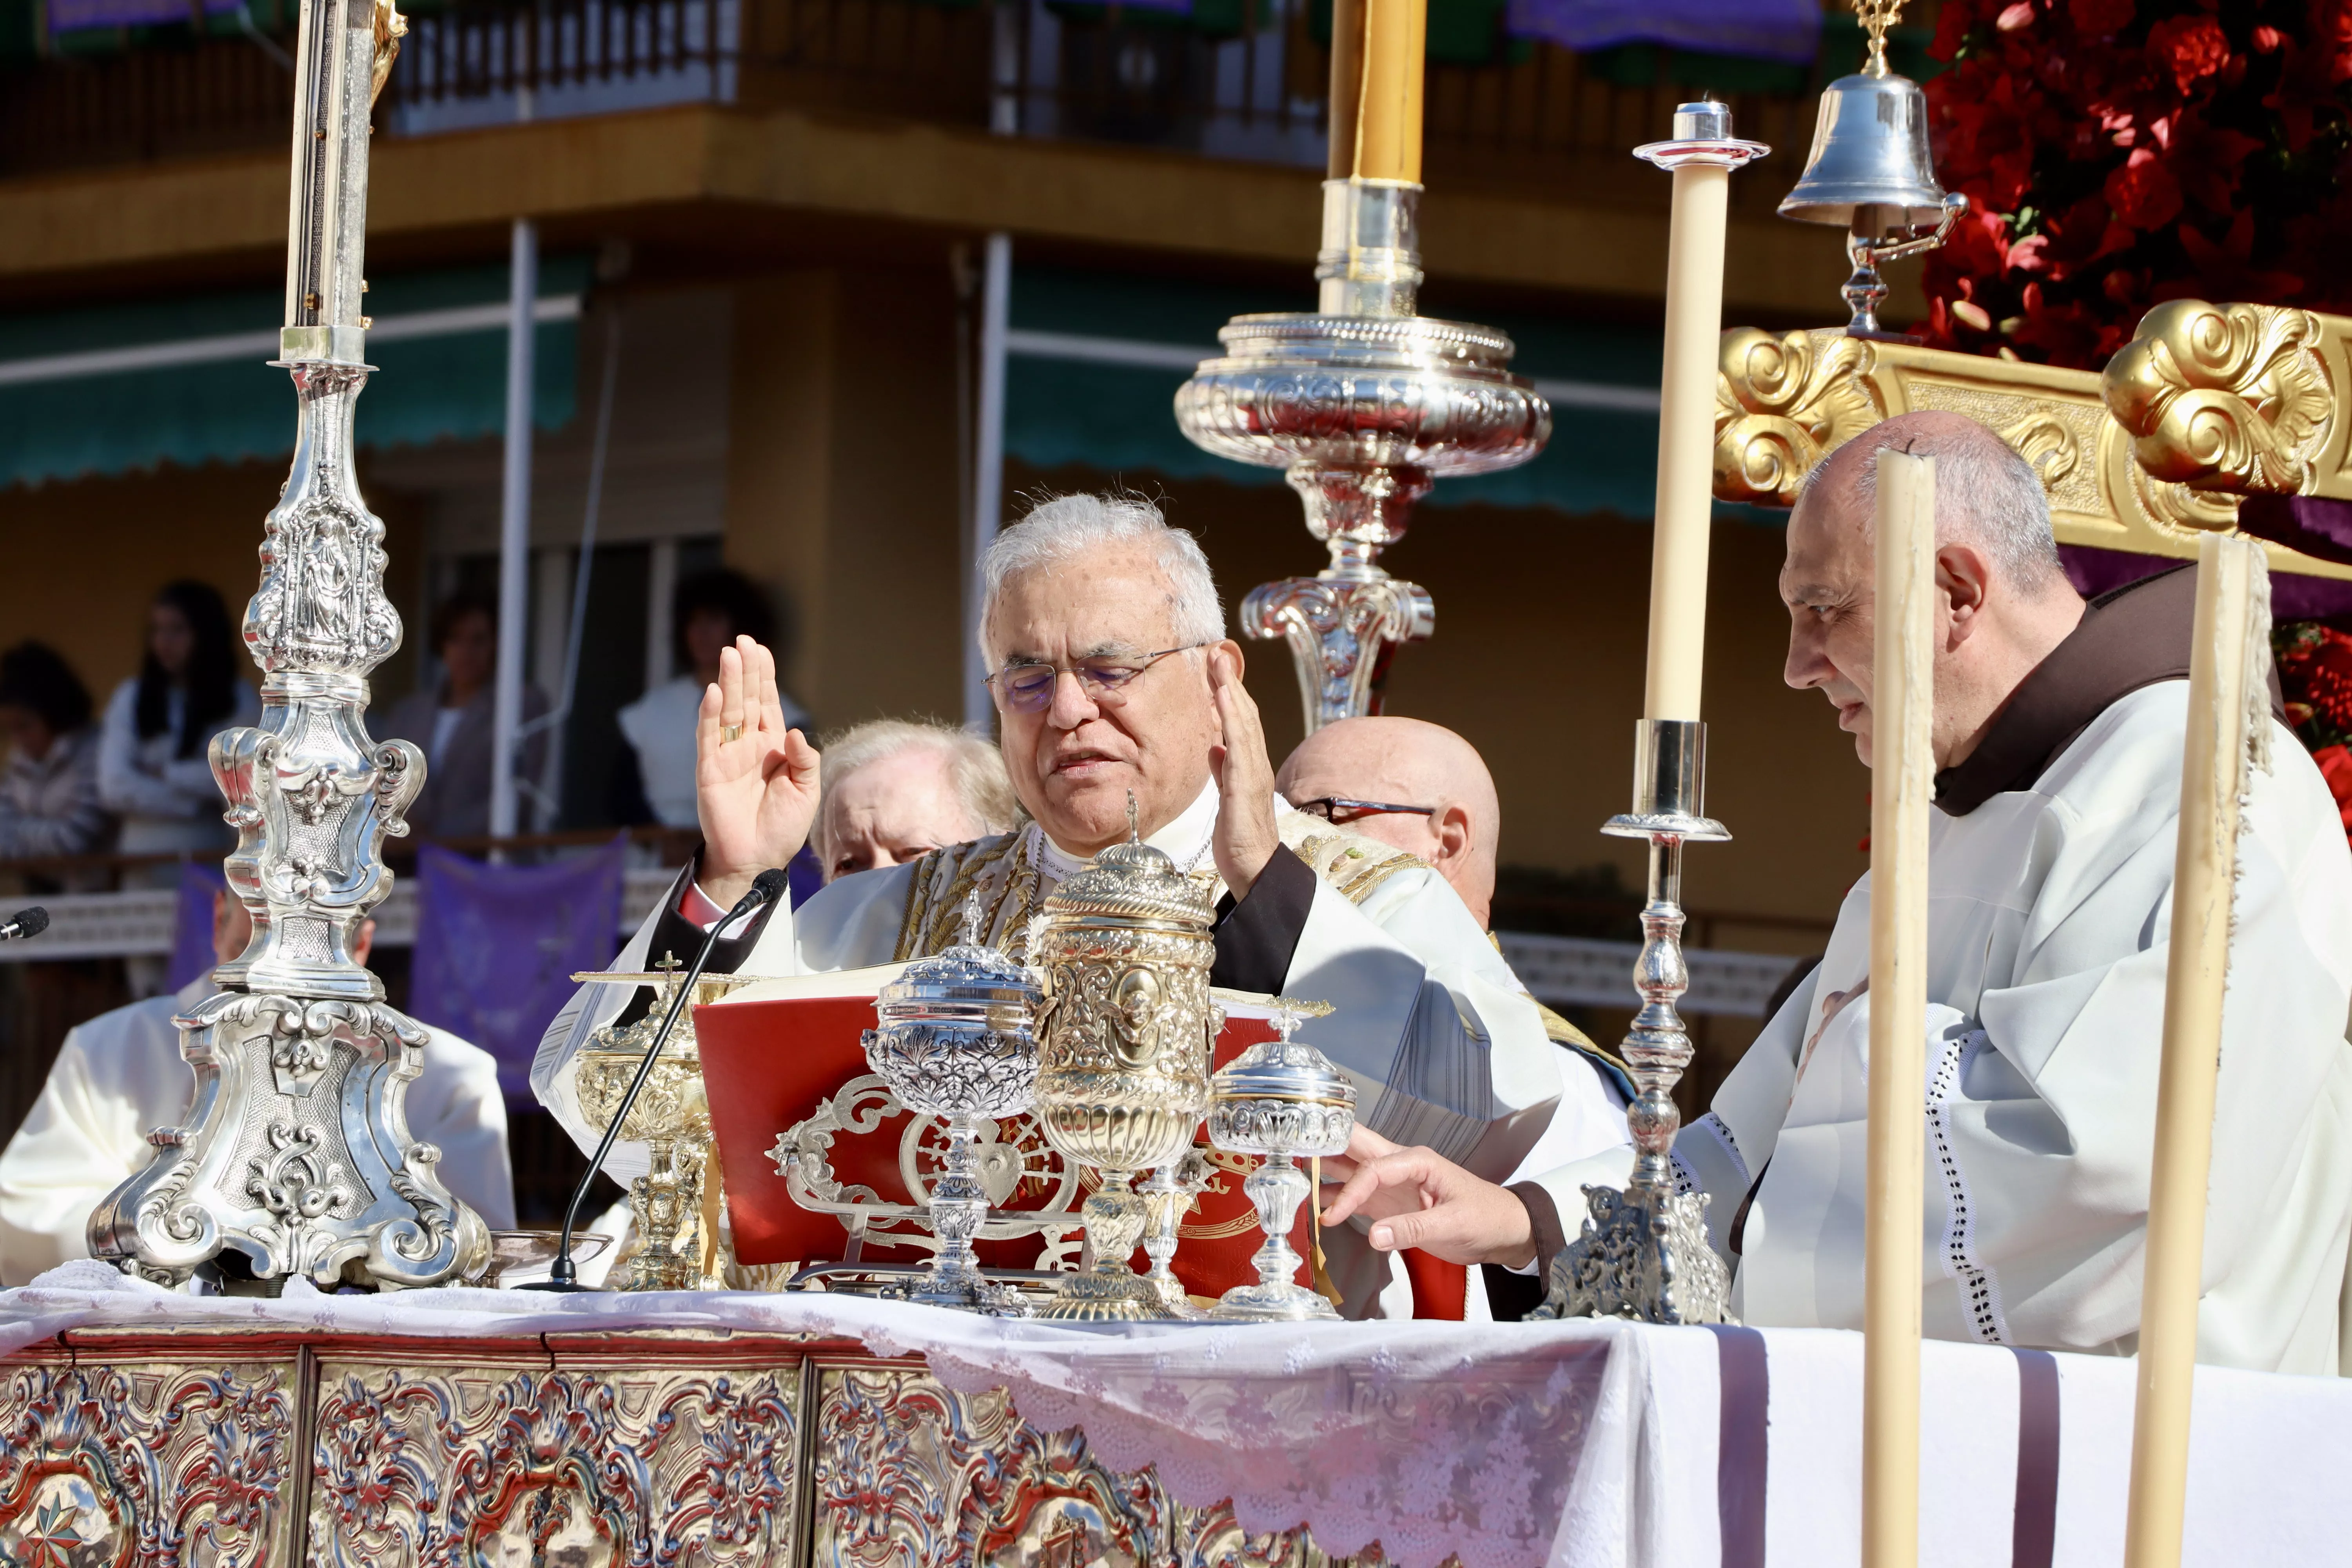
[1004,264,1677,521]
[0,259,585,492]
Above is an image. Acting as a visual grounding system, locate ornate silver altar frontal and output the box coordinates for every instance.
[87,0,490,1290]
[1534,720,1734,1326]
[1175,179,1551,733]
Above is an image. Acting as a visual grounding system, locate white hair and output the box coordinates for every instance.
[812,718,1022,861]
[976,492,1226,664]
[1798,416,2065,593]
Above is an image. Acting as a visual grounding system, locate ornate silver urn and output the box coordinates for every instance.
[1029,808,1220,1321]
[1174,179,1551,733]
[1206,1005,1354,1322]
[860,918,1044,1312]
[86,0,491,1292]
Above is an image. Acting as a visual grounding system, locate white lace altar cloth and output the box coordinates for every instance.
[4,1260,2348,1568]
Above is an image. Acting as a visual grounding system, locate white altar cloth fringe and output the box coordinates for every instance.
[3,1260,2347,1568]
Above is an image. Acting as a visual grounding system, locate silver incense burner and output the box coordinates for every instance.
[861,914,1044,1312]
[1206,1005,1353,1322]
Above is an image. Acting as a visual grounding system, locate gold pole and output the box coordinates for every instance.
[2123,532,2266,1568]
[1864,448,1934,1568]
[1351,0,1424,182]
[1642,154,1733,720]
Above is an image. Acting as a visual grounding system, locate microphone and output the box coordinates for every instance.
[0,907,48,942]
[524,866,791,1292]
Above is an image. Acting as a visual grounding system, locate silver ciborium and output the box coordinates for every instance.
[860,913,1043,1311]
[1207,1004,1354,1321]
[1030,804,1219,1321]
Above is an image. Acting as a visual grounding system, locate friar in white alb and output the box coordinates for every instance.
[0,894,516,1286]
[533,492,1629,1318]
[1319,412,2352,1374]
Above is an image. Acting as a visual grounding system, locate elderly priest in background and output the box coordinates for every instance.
[1323,411,2352,1374]
[534,492,1626,1317]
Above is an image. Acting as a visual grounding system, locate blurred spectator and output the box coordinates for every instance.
[615,569,809,828]
[96,580,258,862]
[383,588,546,839]
[0,887,515,1285]
[0,641,111,862]
[813,719,1021,882]
[1274,715,1499,926]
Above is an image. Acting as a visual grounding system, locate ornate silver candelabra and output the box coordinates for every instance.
[1533,721,1734,1324]
[859,920,1044,1312]
[1206,1004,1354,1322]
[1174,180,1550,733]
[87,0,490,1290]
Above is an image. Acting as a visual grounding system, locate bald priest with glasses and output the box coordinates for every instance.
[532,492,1627,1318]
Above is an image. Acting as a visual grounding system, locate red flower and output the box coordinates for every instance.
[2068,0,2134,36]
[2280,626,2352,736]
[2147,15,2230,95]
[2105,148,2183,230]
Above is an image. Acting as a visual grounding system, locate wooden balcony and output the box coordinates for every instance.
[1,0,1823,214]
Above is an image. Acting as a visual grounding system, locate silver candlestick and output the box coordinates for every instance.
[1138,1151,1210,1319]
[87,0,490,1291]
[1175,179,1550,734]
[1533,720,1735,1324]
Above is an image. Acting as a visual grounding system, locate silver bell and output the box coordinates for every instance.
[1778,65,1966,335]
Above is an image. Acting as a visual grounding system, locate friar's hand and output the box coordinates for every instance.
[697,637,820,909]
[1207,646,1281,898]
[1319,1124,1538,1269]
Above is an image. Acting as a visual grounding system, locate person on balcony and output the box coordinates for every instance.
[95,580,258,867]
[0,887,516,1286]
[615,569,810,831]
[0,641,112,866]
[811,718,1022,883]
[382,588,546,841]
[534,492,1621,1319]
[1316,412,2352,1375]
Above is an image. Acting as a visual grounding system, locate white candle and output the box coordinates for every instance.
[1864,448,1934,1568]
[2124,532,2267,1568]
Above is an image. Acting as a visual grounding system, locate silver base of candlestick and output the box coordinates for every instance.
[1534,719,1735,1326]
[1176,179,1550,735]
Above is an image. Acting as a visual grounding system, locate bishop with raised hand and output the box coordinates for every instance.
[1321,412,2352,1373]
[534,492,1629,1317]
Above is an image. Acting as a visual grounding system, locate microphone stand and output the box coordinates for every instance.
[522,868,785,1292]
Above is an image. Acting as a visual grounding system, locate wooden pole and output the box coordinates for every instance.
[2123,532,2267,1568]
[1325,0,1363,181]
[1641,158,1731,721]
[1350,0,1423,182]
[1864,448,1935,1568]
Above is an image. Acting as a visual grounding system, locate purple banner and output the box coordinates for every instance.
[1503,0,1819,65]
[2062,543,2352,622]
[49,0,238,31]
[166,860,228,994]
[410,837,626,1100]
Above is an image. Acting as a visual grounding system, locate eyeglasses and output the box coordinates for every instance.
[1292,796,1437,825]
[987,645,1203,713]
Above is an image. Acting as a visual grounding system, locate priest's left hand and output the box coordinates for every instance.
[1319,1125,1539,1269]
[1208,648,1280,898]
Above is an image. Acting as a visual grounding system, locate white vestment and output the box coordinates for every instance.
[0,982,518,1285]
[1526,684,2352,1374]
[535,783,1629,1316]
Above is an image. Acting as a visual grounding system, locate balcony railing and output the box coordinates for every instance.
[3,0,1821,208]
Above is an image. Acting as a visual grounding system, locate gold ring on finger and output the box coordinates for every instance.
[719,723,745,743]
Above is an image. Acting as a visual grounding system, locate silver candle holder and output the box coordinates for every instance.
[1533,720,1735,1324]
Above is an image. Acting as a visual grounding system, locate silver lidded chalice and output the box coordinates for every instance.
[860,899,1043,1311]
[1207,1002,1354,1321]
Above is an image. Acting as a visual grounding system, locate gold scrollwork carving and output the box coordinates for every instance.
[2102,300,2333,496]
[1714,327,1883,505]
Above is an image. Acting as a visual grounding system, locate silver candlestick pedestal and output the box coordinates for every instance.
[87,0,490,1291]
[1533,721,1735,1324]
[860,924,1044,1312]
[1175,180,1550,733]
